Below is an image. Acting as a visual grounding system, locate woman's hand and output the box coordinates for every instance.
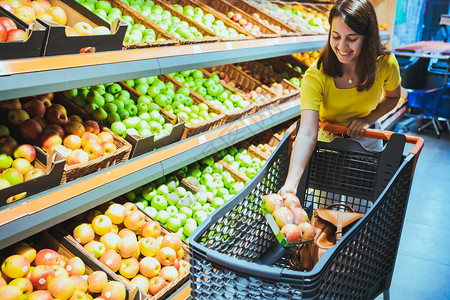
[347,118,370,138]
[279,184,297,199]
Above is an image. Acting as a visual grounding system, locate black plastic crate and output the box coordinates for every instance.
[189,122,424,300]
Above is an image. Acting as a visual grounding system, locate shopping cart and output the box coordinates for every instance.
[189,121,424,300]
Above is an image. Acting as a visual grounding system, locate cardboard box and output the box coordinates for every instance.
[0,7,47,60]
[39,0,127,56]
[0,146,65,207]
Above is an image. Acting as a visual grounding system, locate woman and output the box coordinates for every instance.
[280,0,401,197]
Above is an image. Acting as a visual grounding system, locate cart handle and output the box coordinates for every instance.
[318,122,424,156]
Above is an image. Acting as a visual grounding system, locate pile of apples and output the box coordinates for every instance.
[255,142,276,157]
[0,127,44,191]
[0,15,28,42]
[63,80,175,140]
[171,3,244,39]
[73,201,188,295]
[0,0,64,25]
[0,241,127,300]
[2,95,117,166]
[129,174,214,242]
[219,145,266,180]
[293,50,320,66]
[215,70,273,104]
[169,70,252,113]
[262,193,315,244]
[260,60,303,88]
[226,11,263,36]
[250,12,288,34]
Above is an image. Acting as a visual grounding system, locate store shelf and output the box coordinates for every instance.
[0,99,300,250]
[0,31,389,101]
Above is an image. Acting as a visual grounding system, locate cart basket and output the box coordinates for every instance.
[189,121,424,300]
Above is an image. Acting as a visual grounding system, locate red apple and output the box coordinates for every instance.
[23,98,46,118]
[64,122,85,137]
[140,220,161,239]
[14,144,36,162]
[292,207,308,225]
[0,16,16,32]
[70,275,88,293]
[87,271,107,294]
[19,118,43,142]
[100,280,126,300]
[117,236,139,259]
[63,134,82,150]
[0,1,14,14]
[1,254,30,278]
[0,22,7,42]
[119,257,139,279]
[47,274,75,299]
[68,115,83,123]
[30,264,55,289]
[46,124,65,140]
[148,276,166,295]
[83,120,100,135]
[80,132,101,148]
[159,265,178,282]
[139,256,161,278]
[28,290,53,300]
[281,223,302,243]
[155,247,176,266]
[99,249,121,273]
[12,157,32,174]
[123,210,145,231]
[84,142,103,160]
[263,193,284,213]
[67,149,89,165]
[0,135,18,156]
[32,116,48,129]
[64,257,85,276]
[46,107,68,126]
[272,207,294,228]
[161,233,182,252]
[104,203,126,225]
[40,129,62,152]
[26,0,45,15]
[298,222,315,241]
[284,193,300,209]
[73,223,95,245]
[24,167,45,180]
[6,28,28,41]
[35,248,60,266]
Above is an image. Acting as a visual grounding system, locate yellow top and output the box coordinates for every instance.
[300,53,401,125]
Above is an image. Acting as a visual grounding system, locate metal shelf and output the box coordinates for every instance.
[0,32,389,100]
[0,99,300,250]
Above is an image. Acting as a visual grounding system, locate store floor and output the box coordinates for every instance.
[375,122,450,300]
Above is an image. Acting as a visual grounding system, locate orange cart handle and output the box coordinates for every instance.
[318,122,424,156]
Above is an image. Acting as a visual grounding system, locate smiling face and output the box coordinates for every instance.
[329,16,364,68]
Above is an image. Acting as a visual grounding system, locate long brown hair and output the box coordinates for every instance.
[317,0,390,92]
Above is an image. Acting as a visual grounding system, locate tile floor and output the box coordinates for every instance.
[375,121,450,299]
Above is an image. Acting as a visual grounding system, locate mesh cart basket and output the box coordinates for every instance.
[189,121,424,300]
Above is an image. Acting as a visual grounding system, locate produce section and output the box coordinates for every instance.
[0,0,396,299]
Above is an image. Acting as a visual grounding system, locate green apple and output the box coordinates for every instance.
[166,205,178,217]
[176,213,187,226]
[151,195,168,211]
[180,207,193,219]
[183,220,197,237]
[167,192,180,206]
[155,210,170,225]
[144,206,158,218]
[107,112,121,125]
[195,191,208,205]
[156,184,169,196]
[93,107,108,121]
[166,217,182,232]
[193,210,207,224]
[190,202,203,213]
[230,182,245,194]
[62,88,78,99]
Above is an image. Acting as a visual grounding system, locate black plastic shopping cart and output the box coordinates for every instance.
[189,121,424,300]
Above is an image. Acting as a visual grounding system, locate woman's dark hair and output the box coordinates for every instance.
[317,0,390,92]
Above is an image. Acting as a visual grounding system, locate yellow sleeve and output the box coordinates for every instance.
[383,53,402,91]
[300,61,324,111]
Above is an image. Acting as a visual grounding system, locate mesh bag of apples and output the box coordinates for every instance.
[261,193,315,247]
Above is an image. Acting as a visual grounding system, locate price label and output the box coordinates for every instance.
[243,118,250,126]
[198,135,207,144]
[193,45,202,54]
[226,42,233,50]
[264,111,270,118]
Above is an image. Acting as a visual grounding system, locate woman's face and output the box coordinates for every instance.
[329,17,364,66]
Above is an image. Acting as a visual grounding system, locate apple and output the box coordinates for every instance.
[12,158,32,174]
[151,195,168,211]
[83,241,106,259]
[83,120,100,135]
[140,221,161,239]
[30,265,55,289]
[284,193,301,209]
[81,132,101,148]
[101,141,117,155]
[159,265,178,282]
[28,290,53,300]
[292,207,308,225]
[263,194,285,214]
[8,109,29,126]
[13,144,36,162]
[100,280,126,300]
[119,257,139,279]
[64,122,85,138]
[13,242,36,263]
[148,276,166,295]
[298,222,315,241]
[139,237,159,257]
[70,275,88,293]
[99,250,121,273]
[67,149,89,165]
[0,285,22,300]
[73,223,95,245]
[34,248,60,266]
[48,5,67,25]
[156,247,176,266]
[272,207,294,228]
[0,153,13,170]
[118,236,139,258]
[138,256,161,278]
[64,257,85,276]
[87,271,108,293]
[183,219,197,237]
[91,214,113,236]
[24,167,45,181]
[118,228,136,240]
[0,135,18,156]
[281,224,302,243]
[9,277,33,295]
[40,129,62,153]
[63,134,82,150]
[47,275,75,299]
[0,1,14,14]
[1,254,30,278]
[1,167,23,185]
[100,232,121,251]
[161,233,182,252]
[123,210,145,231]
[130,275,150,294]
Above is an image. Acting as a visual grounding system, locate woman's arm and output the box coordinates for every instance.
[347,85,401,137]
[279,109,319,197]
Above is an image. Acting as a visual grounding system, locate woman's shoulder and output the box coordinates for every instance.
[377,53,398,67]
[305,60,325,78]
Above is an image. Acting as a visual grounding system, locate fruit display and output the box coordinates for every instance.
[0,234,129,300]
[259,59,303,88]
[71,201,189,296]
[63,81,177,141]
[293,50,320,67]
[261,193,315,247]
[163,0,247,39]
[225,11,264,36]
[168,69,253,117]
[246,0,327,35]
[0,15,28,41]
[217,144,267,181]
[2,0,63,25]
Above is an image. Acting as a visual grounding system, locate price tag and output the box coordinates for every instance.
[198,135,207,144]
[243,118,250,126]
[226,42,233,50]
[264,111,270,118]
[193,45,202,54]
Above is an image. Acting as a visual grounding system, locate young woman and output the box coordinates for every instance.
[280,0,401,197]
